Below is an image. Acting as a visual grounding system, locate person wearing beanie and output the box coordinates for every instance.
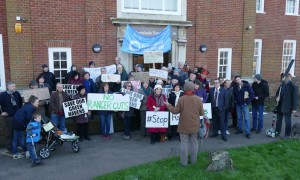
[29,80,38,89]
[64,65,77,84]
[68,71,84,85]
[89,61,95,68]
[38,64,56,92]
[251,74,269,134]
[165,81,204,167]
[146,83,167,145]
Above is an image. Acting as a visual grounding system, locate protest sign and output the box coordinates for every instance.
[101,74,120,82]
[123,89,144,109]
[87,93,130,111]
[149,69,168,80]
[170,113,180,126]
[20,88,50,102]
[62,84,79,99]
[144,51,163,64]
[145,111,169,128]
[83,64,116,82]
[121,81,141,92]
[63,98,88,118]
[130,72,150,82]
[162,88,172,98]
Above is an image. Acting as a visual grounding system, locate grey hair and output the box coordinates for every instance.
[6,81,16,87]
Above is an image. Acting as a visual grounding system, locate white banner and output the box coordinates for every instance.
[83,64,116,82]
[63,98,88,118]
[144,51,163,64]
[87,93,130,111]
[145,111,169,128]
[20,88,50,102]
[149,69,168,80]
[123,89,144,109]
[170,113,180,126]
[62,84,79,99]
[101,74,120,82]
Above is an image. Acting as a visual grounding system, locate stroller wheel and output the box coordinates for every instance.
[39,147,50,159]
[71,142,80,153]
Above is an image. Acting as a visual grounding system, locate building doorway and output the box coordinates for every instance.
[132,51,171,71]
[0,34,6,90]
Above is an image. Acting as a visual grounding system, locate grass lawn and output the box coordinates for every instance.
[95,140,300,180]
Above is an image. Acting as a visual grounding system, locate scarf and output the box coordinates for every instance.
[142,87,151,96]
[184,90,194,96]
[6,90,17,106]
[174,91,182,106]
[153,93,164,107]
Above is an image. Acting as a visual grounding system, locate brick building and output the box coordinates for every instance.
[0,0,299,94]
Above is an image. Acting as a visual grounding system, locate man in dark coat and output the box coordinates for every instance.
[38,64,56,92]
[275,74,298,139]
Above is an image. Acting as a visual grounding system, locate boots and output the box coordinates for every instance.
[150,133,156,145]
[83,123,91,141]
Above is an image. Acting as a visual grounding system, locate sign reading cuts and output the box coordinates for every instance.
[87,93,130,111]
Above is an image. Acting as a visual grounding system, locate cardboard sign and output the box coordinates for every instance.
[63,98,88,118]
[62,84,79,99]
[101,74,120,82]
[170,113,180,126]
[121,81,141,92]
[83,64,117,82]
[149,69,168,80]
[123,89,144,109]
[144,51,163,64]
[145,111,169,128]
[162,88,172,98]
[87,93,130,111]
[130,72,150,82]
[20,88,50,102]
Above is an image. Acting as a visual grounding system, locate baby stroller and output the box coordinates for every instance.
[39,119,80,159]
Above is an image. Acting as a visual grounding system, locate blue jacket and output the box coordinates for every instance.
[83,79,97,94]
[0,91,23,117]
[208,87,228,111]
[13,103,36,130]
[26,120,41,143]
[233,81,254,105]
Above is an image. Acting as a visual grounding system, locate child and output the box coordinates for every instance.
[26,113,44,167]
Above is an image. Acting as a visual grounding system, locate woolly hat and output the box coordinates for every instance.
[184,81,194,91]
[29,80,38,88]
[254,74,262,81]
[42,64,48,69]
[89,61,95,67]
[77,85,85,92]
[154,84,162,90]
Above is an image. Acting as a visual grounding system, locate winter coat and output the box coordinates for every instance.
[138,87,153,111]
[68,77,84,85]
[64,66,77,84]
[197,75,210,93]
[276,81,298,114]
[0,91,22,117]
[38,71,56,92]
[26,120,41,143]
[252,80,269,105]
[233,80,254,105]
[208,87,228,111]
[225,87,235,110]
[38,83,51,94]
[168,91,184,106]
[194,88,208,103]
[13,103,36,131]
[72,93,88,124]
[83,79,97,94]
[49,91,70,114]
[112,71,128,92]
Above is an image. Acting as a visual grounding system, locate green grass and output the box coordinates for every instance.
[95,140,300,180]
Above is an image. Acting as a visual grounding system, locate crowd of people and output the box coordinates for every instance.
[0,56,298,167]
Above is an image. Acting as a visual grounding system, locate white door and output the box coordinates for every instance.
[218,48,232,80]
[0,34,6,90]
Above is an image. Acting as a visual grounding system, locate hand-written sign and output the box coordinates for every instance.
[20,88,50,102]
[63,98,88,118]
[149,69,168,80]
[144,51,163,64]
[87,93,130,111]
[146,111,169,128]
[121,81,141,92]
[170,113,180,126]
[101,74,120,82]
[122,89,144,109]
[62,84,79,99]
[130,72,150,82]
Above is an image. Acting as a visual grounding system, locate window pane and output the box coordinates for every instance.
[54,70,60,78]
[61,70,67,77]
[61,61,67,68]
[141,0,149,10]
[54,61,59,69]
[53,52,59,60]
[165,0,178,11]
[61,52,66,60]
[149,0,162,10]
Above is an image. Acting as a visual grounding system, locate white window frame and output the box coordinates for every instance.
[122,0,181,15]
[0,34,6,91]
[217,48,232,80]
[285,0,300,16]
[253,39,262,75]
[256,0,265,13]
[282,40,296,76]
[48,48,72,83]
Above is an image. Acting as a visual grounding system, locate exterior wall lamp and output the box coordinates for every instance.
[92,44,102,53]
[199,44,207,53]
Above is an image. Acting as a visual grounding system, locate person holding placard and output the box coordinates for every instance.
[146,84,167,144]
[112,64,128,92]
[194,80,208,103]
[83,72,96,94]
[29,80,48,118]
[64,65,77,84]
[165,82,204,167]
[99,82,113,140]
[73,85,91,142]
[68,71,84,85]
[121,82,135,140]
[36,74,51,94]
[38,64,56,92]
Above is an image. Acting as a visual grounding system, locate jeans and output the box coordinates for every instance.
[100,114,112,136]
[275,112,292,136]
[27,142,38,162]
[123,116,132,136]
[179,133,198,166]
[236,104,250,134]
[51,113,66,131]
[252,105,264,131]
[12,130,27,154]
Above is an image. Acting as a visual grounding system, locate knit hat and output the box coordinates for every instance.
[154,84,162,90]
[77,85,85,92]
[89,61,95,67]
[42,64,48,69]
[254,74,262,81]
[184,82,194,91]
[29,80,38,88]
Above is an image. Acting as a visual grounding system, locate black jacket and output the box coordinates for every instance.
[39,70,56,92]
[168,91,184,106]
[276,81,298,114]
[0,91,23,116]
[252,80,269,105]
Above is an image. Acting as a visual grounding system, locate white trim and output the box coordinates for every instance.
[282,40,297,76]
[0,34,6,91]
[48,47,72,83]
[253,39,262,75]
[285,0,299,16]
[217,48,232,80]
[122,0,181,15]
[256,0,265,13]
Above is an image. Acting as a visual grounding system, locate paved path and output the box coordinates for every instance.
[0,113,298,180]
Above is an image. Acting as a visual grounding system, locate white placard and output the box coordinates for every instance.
[101,74,120,82]
[170,113,180,126]
[63,98,88,118]
[123,89,144,109]
[62,84,79,99]
[87,93,130,111]
[20,88,50,102]
[144,51,163,64]
[121,81,141,92]
[145,111,169,128]
[83,64,116,82]
[149,69,168,80]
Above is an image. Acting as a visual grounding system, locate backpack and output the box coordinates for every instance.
[199,116,210,140]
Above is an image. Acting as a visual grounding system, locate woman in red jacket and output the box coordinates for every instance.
[146,84,167,145]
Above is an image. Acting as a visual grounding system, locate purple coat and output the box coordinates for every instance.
[194,88,208,103]
[72,94,88,124]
